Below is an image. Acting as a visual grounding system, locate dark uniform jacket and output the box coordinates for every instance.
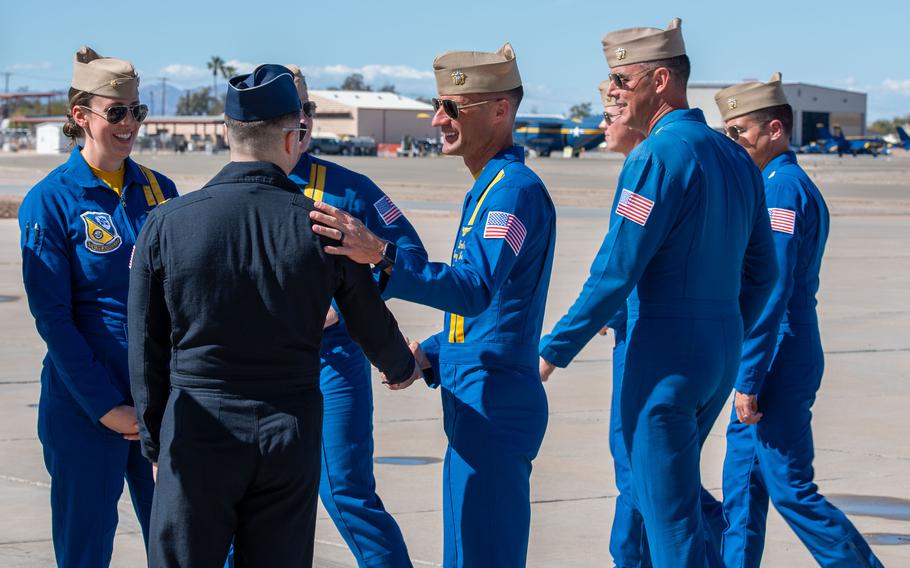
[128,161,415,462]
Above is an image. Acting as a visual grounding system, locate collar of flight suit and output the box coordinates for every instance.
[66,146,149,192]
[289,151,314,185]
[649,107,707,136]
[469,145,525,200]
[204,160,301,194]
[762,150,798,179]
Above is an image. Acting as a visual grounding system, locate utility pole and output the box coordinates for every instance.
[160,77,168,116]
[2,72,10,119]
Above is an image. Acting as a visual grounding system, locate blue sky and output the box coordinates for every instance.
[2,0,908,120]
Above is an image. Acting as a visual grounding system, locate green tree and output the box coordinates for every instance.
[337,73,371,91]
[176,88,218,115]
[868,115,910,135]
[568,102,592,120]
[207,56,226,99]
[378,83,397,93]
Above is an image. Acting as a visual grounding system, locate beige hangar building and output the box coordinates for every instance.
[688,81,867,145]
[308,90,438,144]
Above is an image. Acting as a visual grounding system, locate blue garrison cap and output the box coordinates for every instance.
[225,64,301,121]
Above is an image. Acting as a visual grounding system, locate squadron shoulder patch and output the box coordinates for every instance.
[768,207,796,234]
[615,189,654,226]
[80,211,122,254]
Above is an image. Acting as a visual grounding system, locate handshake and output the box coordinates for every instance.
[382,339,432,391]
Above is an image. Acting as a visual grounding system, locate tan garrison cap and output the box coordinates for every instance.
[715,72,789,122]
[71,46,139,99]
[285,64,309,102]
[433,43,522,95]
[602,18,686,68]
[598,80,618,108]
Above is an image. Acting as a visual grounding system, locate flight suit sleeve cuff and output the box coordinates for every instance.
[734,369,766,396]
[420,334,442,389]
[88,391,128,425]
[382,246,422,300]
[539,342,573,369]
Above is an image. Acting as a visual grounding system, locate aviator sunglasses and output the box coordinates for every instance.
[79,103,149,124]
[283,123,310,142]
[431,97,494,120]
[724,122,767,141]
[602,111,621,126]
[302,100,317,118]
[607,67,655,89]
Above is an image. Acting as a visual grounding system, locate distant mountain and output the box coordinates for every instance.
[139,84,225,116]
[139,83,185,116]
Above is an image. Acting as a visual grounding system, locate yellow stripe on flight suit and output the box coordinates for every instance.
[303,164,327,202]
[138,165,166,205]
[448,169,506,343]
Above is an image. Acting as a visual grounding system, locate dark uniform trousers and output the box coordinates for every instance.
[149,383,322,567]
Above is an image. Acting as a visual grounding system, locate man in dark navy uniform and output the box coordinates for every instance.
[128,64,417,567]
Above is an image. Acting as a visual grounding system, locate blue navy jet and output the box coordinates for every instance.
[513,115,604,157]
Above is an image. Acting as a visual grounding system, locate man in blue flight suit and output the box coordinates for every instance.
[309,43,557,567]
[715,74,884,568]
[128,64,418,566]
[597,83,651,568]
[19,47,177,567]
[537,19,779,567]
[288,64,425,567]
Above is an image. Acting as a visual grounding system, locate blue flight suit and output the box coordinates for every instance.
[539,109,778,568]
[721,151,883,568]
[18,147,177,567]
[607,307,724,567]
[382,146,556,567]
[605,305,652,567]
[291,153,427,567]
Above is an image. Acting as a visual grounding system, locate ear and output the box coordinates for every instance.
[652,67,672,95]
[71,105,91,129]
[284,129,295,155]
[768,119,785,141]
[493,98,509,124]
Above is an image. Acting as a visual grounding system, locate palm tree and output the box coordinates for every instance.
[206,56,225,100]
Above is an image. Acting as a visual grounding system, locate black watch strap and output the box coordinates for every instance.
[375,241,397,271]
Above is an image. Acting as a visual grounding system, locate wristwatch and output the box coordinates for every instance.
[375,241,397,271]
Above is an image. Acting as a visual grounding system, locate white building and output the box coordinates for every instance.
[308,90,437,144]
[688,82,867,145]
[35,123,67,154]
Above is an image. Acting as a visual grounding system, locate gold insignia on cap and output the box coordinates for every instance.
[728,97,737,110]
[615,48,627,61]
[451,71,467,86]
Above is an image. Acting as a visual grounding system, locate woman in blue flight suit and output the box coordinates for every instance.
[18,47,177,567]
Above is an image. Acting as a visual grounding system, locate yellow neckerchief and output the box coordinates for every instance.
[82,152,126,197]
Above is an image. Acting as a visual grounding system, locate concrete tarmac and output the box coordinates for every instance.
[0,151,908,566]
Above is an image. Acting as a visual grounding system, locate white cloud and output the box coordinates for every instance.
[224,60,257,74]
[4,61,52,72]
[303,64,433,82]
[160,64,209,80]
[160,60,257,81]
[880,79,910,96]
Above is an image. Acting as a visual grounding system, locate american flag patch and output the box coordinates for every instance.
[768,208,796,234]
[484,210,526,256]
[373,195,403,225]
[615,189,654,226]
